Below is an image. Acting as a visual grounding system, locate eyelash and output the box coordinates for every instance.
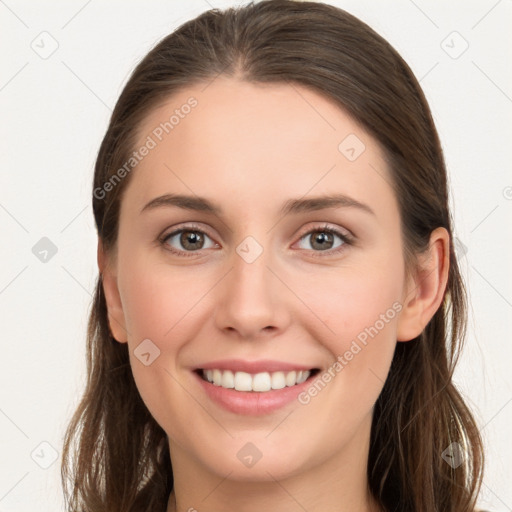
[158,223,353,258]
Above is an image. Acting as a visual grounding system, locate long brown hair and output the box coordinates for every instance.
[61,1,484,510]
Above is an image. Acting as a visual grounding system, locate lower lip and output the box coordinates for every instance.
[192,370,317,416]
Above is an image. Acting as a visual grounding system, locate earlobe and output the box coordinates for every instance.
[396,227,450,342]
[97,240,128,343]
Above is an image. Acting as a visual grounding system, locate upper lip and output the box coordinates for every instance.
[195,359,318,374]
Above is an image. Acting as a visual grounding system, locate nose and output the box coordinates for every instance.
[213,242,291,341]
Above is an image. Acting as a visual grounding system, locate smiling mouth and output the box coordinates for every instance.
[194,368,320,392]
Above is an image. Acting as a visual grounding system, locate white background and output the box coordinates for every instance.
[1,1,511,510]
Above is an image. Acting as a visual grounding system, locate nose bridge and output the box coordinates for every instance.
[214,233,288,338]
[230,234,275,308]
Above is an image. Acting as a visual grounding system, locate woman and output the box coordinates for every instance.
[61,1,485,511]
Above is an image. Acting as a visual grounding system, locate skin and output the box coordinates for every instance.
[99,77,449,512]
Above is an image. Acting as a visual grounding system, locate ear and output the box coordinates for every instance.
[97,239,128,343]
[396,227,450,342]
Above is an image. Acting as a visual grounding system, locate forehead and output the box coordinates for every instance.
[125,77,394,219]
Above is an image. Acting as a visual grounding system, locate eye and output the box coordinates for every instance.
[295,224,352,255]
[160,224,218,257]
[159,223,353,258]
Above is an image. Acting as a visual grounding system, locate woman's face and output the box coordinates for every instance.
[103,77,417,483]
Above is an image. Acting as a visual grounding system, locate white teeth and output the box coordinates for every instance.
[296,371,309,384]
[285,370,297,386]
[253,372,271,392]
[271,372,286,390]
[234,371,253,391]
[201,369,312,392]
[221,370,235,389]
[212,369,222,386]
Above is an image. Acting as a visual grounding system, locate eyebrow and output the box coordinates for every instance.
[140,193,375,217]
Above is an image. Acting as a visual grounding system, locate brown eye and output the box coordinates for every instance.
[297,227,349,252]
[162,228,217,254]
[308,231,335,251]
[179,231,205,250]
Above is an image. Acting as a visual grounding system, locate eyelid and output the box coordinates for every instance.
[295,222,352,242]
[160,222,215,241]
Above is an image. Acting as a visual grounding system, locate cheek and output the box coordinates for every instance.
[119,254,207,342]
[116,258,204,433]
[295,256,403,398]
[292,269,401,435]
[299,259,404,346]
